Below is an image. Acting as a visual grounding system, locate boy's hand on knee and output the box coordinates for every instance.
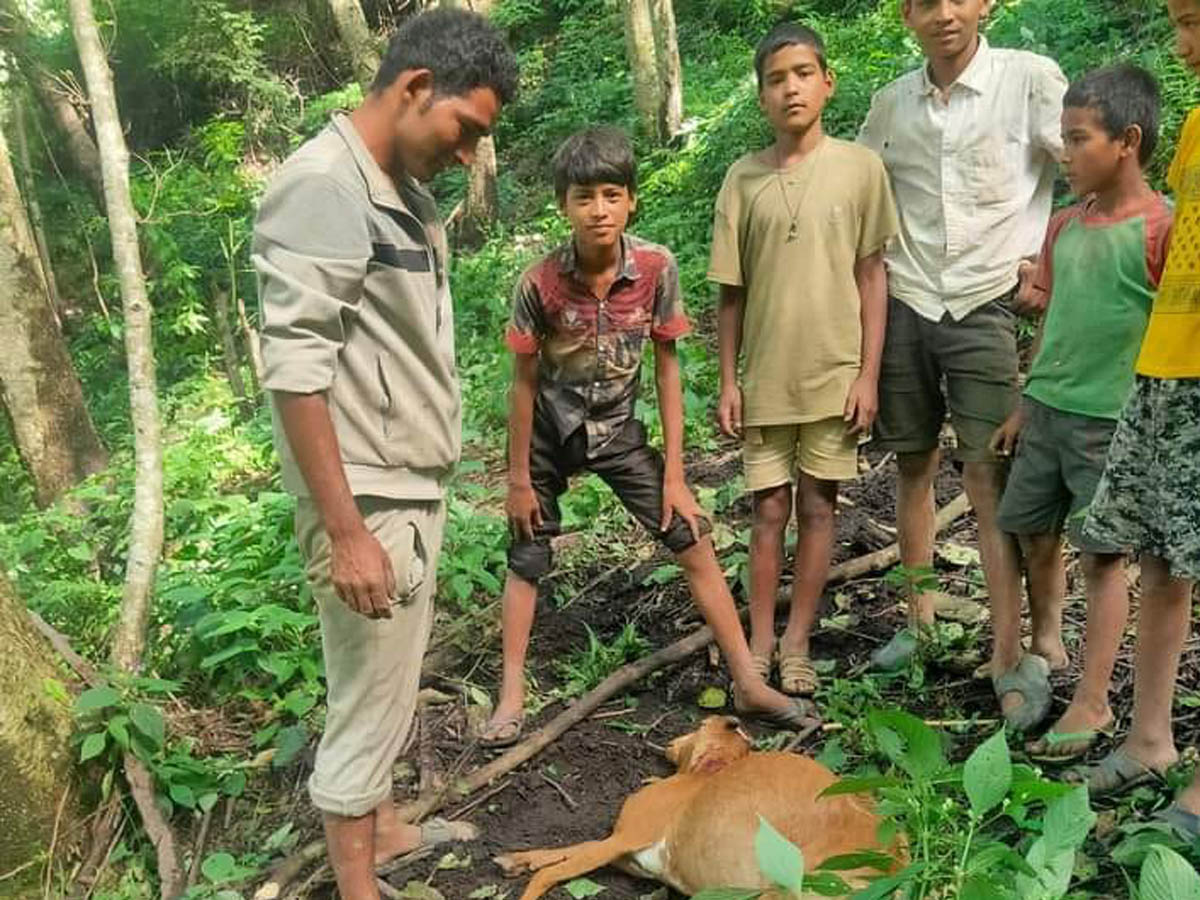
[1013,260,1045,316]
[718,384,743,438]
[990,410,1024,459]
[506,483,543,542]
[330,527,397,619]
[662,478,704,543]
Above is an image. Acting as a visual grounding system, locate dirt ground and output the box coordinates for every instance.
[250,440,1192,899]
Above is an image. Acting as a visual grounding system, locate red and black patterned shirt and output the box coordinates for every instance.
[506,234,692,457]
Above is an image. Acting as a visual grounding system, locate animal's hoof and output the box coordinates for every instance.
[493,853,528,876]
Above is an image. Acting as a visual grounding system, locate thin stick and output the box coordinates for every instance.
[0,859,40,884]
[185,807,215,891]
[540,773,579,810]
[43,785,71,899]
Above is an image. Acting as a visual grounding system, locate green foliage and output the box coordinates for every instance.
[554,622,649,698]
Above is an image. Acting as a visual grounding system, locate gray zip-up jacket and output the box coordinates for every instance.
[254,113,461,500]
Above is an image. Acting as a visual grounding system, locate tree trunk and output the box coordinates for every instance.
[0,118,108,507]
[68,0,177,893]
[0,573,80,887]
[622,0,661,141]
[12,97,62,323]
[212,289,247,406]
[460,134,498,248]
[329,0,380,90]
[650,0,683,140]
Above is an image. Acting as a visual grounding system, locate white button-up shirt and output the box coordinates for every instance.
[858,38,1066,321]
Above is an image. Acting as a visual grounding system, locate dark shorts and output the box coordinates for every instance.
[874,293,1020,463]
[507,415,711,582]
[1084,377,1200,580]
[996,399,1121,554]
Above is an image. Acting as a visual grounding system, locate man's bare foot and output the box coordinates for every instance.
[734,680,796,716]
[373,820,423,866]
[1030,637,1069,671]
[1117,738,1181,777]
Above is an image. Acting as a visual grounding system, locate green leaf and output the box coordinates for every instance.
[816,851,896,873]
[200,638,258,670]
[201,852,237,884]
[963,728,1012,816]
[108,715,131,750]
[75,686,120,714]
[1042,785,1096,854]
[272,724,309,768]
[80,731,107,762]
[848,863,924,900]
[697,687,727,709]
[1015,836,1075,899]
[691,890,761,900]
[754,816,804,894]
[168,783,196,809]
[220,770,246,797]
[819,776,900,798]
[198,792,220,814]
[1140,845,1200,900]
[803,871,852,895]
[43,678,70,705]
[564,878,606,898]
[866,709,945,778]
[129,702,165,749]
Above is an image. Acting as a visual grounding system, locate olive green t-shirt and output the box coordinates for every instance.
[708,138,898,425]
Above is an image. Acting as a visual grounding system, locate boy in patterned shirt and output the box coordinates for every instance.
[990,65,1170,760]
[1069,1,1200,827]
[480,128,808,746]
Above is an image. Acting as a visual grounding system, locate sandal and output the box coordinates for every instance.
[733,688,819,731]
[479,712,525,749]
[418,817,480,846]
[778,652,819,696]
[993,654,1052,732]
[1155,803,1200,838]
[870,628,921,672]
[1025,717,1115,764]
[750,652,773,685]
[1066,749,1166,798]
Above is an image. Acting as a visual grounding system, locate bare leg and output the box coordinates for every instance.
[484,572,538,736]
[677,538,793,713]
[1020,533,1069,670]
[748,484,792,659]
[964,461,1025,716]
[1114,555,1192,773]
[896,449,940,626]
[779,474,838,658]
[324,811,382,900]
[373,795,426,864]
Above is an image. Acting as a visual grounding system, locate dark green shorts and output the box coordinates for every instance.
[996,398,1121,554]
[875,294,1020,462]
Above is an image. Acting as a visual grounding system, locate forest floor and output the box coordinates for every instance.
[179,436,1200,899]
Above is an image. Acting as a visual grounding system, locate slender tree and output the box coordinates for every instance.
[622,0,660,140]
[0,116,108,506]
[650,0,682,140]
[328,0,380,90]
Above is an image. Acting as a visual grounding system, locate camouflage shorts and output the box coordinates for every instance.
[1083,377,1200,580]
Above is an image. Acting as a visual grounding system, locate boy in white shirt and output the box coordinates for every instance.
[858,0,1066,730]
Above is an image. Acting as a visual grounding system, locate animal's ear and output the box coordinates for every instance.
[666,732,694,770]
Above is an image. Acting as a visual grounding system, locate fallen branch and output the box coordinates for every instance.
[28,610,99,686]
[185,806,214,891]
[253,493,973,896]
[123,755,183,900]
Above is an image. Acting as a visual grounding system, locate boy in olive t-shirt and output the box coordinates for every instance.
[709,22,898,701]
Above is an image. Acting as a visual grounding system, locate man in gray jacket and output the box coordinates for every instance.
[253,10,517,899]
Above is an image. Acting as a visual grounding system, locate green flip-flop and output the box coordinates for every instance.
[994,654,1052,732]
[1026,720,1114,764]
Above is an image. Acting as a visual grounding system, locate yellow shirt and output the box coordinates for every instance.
[1138,108,1200,378]
[707,138,899,425]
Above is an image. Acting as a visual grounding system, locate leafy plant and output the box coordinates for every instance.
[554,622,650,698]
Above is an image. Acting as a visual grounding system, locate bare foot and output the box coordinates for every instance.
[734,680,796,716]
[1117,738,1181,777]
[1030,638,1069,671]
[373,816,423,866]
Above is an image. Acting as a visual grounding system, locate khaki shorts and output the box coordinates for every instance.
[874,294,1020,463]
[743,418,859,490]
[296,496,445,818]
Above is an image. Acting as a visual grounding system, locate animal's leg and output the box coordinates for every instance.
[494,845,578,875]
[516,838,634,900]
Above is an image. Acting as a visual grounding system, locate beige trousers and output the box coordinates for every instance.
[295,496,445,817]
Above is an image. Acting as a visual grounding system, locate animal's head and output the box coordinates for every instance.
[666,716,752,775]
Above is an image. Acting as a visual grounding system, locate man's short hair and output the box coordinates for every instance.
[552,127,637,200]
[1064,64,1161,165]
[371,8,519,105]
[754,22,828,87]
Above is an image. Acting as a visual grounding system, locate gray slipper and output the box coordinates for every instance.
[993,654,1052,732]
[870,628,921,672]
[1155,803,1200,837]
[419,818,479,846]
[1066,750,1163,798]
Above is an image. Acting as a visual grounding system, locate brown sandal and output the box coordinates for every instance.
[750,652,773,684]
[778,653,819,696]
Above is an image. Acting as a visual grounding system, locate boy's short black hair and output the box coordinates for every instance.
[371,8,519,105]
[552,127,637,200]
[754,22,828,87]
[1064,64,1161,165]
